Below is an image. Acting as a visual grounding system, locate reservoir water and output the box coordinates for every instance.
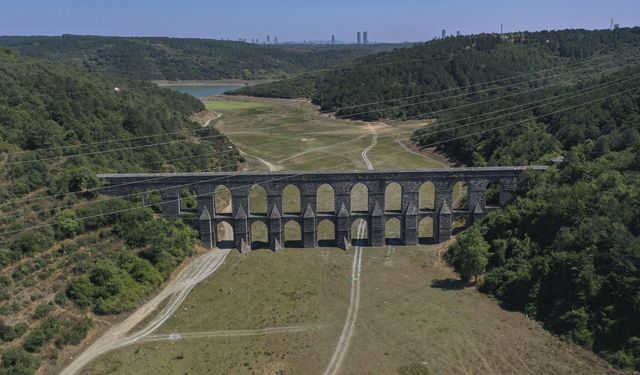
[162,85,242,98]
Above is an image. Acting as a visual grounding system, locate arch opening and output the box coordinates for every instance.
[249,184,267,216]
[418,217,435,244]
[452,181,469,210]
[317,219,336,247]
[316,184,335,214]
[180,187,197,213]
[351,218,368,246]
[250,221,268,249]
[486,181,502,207]
[283,184,301,214]
[384,182,402,213]
[216,221,234,248]
[284,220,302,248]
[141,188,162,214]
[350,183,368,213]
[419,182,435,211]
[385,218,402,245]
[215,185,232,215]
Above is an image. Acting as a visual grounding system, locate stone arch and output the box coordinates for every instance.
[419,181,435,211]
[283,184,301,214]
[215,185,232,215]
[284,220,302,247]
[249,184,267,216]
[418,217,434,244]
[216,221,234,248]
[384,182,402,212]
[317,219,336,247]
[179,187,197,213]
[350,183,368,213]
[351,218,368,245]
[452,181,469,210]
[250,220,268,249]
[486,180,503,207]
[316,183,335,214]
[385,218,402,244]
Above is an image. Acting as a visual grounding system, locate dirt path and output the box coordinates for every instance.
[60,249,230,375]
[237,148,282,171]
[145,325,318,342]
[324,131,375,375]
[191,110,222,127]
[394,138,448,168]
[360,124,378,170]
[324,222,365,375]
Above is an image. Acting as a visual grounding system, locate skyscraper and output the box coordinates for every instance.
[267,35,270,44]
[363,31,368,44]
[442,29,446,39]
[357,32,362,45]
[274,35,278,44]
[331,35,335,44]
[456,30,461,37]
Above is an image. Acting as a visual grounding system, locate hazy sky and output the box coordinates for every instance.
[0,0,637,43]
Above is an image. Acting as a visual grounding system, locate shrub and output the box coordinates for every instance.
[0,348,39,375]
[31,303,53,320]
[55,317,92,348]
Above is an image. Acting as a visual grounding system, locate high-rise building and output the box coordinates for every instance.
[267,35,270,44]
[274,35,278,44]
[456,30,461,37]
[501,23,504,34]
[332,35,335,44]
[357,31,362,45]
[442,29,446,39]
[614,23,620,29]
[363,31,368,44]
[610,18,614,30]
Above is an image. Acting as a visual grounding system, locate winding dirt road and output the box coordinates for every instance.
[60,249,230,375]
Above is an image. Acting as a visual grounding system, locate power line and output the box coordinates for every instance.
[1,53,632,159]
[2,56,634,167]
[0,80,635,241]
[1,66,636,209]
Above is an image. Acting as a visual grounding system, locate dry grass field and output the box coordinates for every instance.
[78,97,622,375]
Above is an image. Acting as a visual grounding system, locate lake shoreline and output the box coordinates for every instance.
[152,79,274,87]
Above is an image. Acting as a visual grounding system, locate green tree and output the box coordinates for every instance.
[451,227,490,283]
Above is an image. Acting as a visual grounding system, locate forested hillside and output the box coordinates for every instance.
[0,48,239,374]
[236,28,640,117]
[410,54,640,369]
[0,35,403,81]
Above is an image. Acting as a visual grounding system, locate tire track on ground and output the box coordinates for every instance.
[323,128,375,375]
[61,249,230,375]
[146,325,319,342]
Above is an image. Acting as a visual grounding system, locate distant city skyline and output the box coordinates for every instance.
[0,0,637,43]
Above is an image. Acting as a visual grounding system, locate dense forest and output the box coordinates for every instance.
[0,35,404,81]
[0,48,240,374]
[236,28,640,118]
[440,65,640,370]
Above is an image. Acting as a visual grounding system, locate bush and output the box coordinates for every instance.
[0,348,39,375]
[31,303,53,320]
[22,317,60,353]
[54,209,84,239]
[55,317,92,348]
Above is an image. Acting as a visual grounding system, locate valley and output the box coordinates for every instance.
[73,96,620,375]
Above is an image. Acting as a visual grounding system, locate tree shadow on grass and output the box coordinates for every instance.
[430,278,467,291]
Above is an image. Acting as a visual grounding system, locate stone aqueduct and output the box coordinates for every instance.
[98,167,546,252]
